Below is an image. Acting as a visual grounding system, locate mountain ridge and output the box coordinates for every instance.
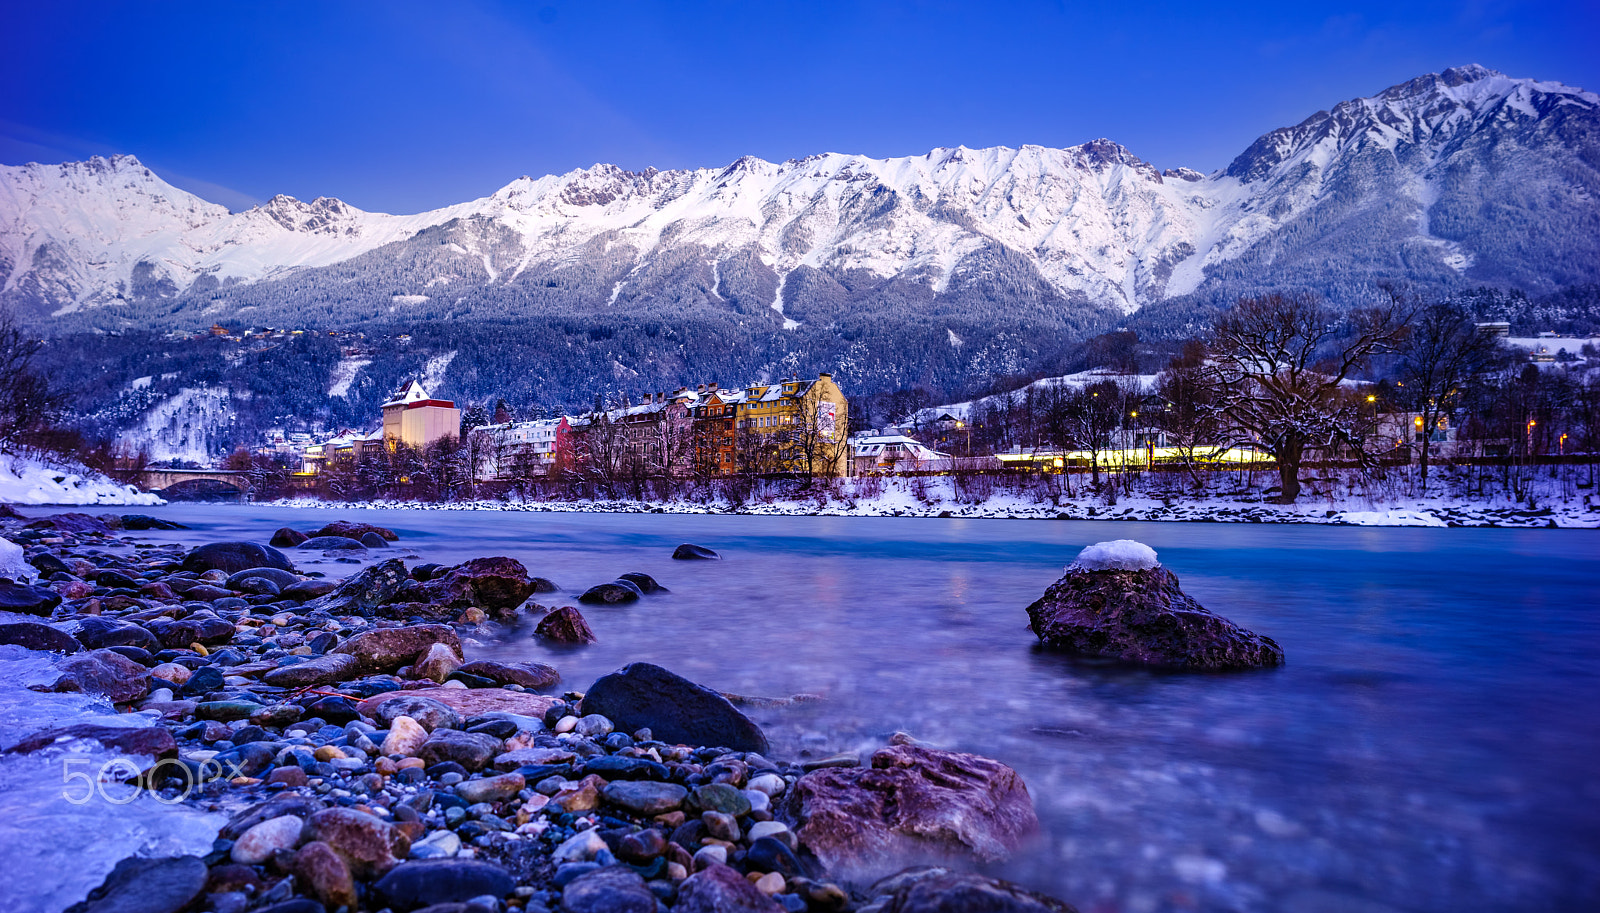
[2,64,1597,334]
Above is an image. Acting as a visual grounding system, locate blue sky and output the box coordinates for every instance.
[3,1,1595,213]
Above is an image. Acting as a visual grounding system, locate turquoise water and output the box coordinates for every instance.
[92,506,1600,912]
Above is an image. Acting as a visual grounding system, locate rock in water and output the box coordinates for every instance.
[65,855,208,913]
[534,605,597,644]
[0,536,35,582]
[578,581,641,604]
[1026,541,1284,670]
[314,520,399,542]
[52,649,150,703]
[780,742,1038,884]
[458,659,560,690]
[181,541,294,575]
[304,558,410,616]
[269,527,309,547]
[672,543,721,560]
[580,662,767,752]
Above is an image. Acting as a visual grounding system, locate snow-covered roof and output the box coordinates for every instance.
[383,380,432,408]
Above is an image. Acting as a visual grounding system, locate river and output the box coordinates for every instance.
[53,506,1600,912]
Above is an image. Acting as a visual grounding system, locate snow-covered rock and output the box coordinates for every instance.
[0,454,163,506]
[1068,540,1160,572]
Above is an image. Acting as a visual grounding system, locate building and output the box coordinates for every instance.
[474,416,570,480]
[733,373,850,477]
[381,380,461,452]
[851,434,952,474]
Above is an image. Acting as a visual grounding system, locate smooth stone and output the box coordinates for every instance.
[553,827,609,863]
[64,854,208,913]
[671,544,720,560]
[383,716,432,756]
[182,542,294,575]
[580,663,767,753]
[232,815,306,865]
[602,781,688,816]
[533,605,597,644]
[418,729,503,771]
[262,653,359,687]
[294,840,358,910]
[333,623,461,673]
[372,859,515,911]
[457,659,560,690]
[305,807,410,878]
[455,772,525,804]
[561,866,659,913]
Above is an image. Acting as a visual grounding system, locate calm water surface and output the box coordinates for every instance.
[124,506,1600,913]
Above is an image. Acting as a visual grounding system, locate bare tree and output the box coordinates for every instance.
[1203,292,1412,503]
[1154,340,1226,488]
[1397,302,1504,492]
[0,307,66,450]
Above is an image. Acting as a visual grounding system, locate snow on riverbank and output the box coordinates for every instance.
[0,453,164,506]
[259,477,1599,529]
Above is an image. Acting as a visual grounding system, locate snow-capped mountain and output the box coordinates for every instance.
[2,65,1596,330]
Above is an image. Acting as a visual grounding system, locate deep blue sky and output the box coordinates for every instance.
[3,1,1595,213]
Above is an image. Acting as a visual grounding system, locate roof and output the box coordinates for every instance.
[384,379,433,408]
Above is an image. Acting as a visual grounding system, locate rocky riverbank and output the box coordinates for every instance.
[0,512,1076,913]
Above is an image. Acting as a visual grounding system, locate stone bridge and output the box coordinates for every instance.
[137,469,252,494]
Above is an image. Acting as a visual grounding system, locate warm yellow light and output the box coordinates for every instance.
[1367,395,1376,402]
[1130,411,1138,417]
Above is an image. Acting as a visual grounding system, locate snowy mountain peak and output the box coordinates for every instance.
[1,66,1595,326]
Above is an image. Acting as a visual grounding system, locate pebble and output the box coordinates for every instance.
[230,814,305,864]
[552,827,608,863]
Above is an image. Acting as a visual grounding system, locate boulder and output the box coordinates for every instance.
[263,653,360,687]
[413,642,463,682]
[580,662,767,752]
[224,567,302,591]
[578,581,641,605]
[866,868,1079,913]
[534,605,596,644]
[360,688,560,724]
[373,859,514,911]
[280,579,338,601]
[181,542,294,575]
[65,854,207,913]
[0,610,80,652]
[332,623,460,673]
[71,619,150,657]
[458,659,560,690]
[780,742,1039,884]
[27,512,113,536]
[618,572,667,594]
[372,696,465,732]
[0,580,62,616]
[672,543,721,560]
[29,552,72,578]
[360,532,389,548]
[5,722,175,760]
[305,807,410,877]
[119,515,186,530]
[415,557,538,617]
[52,649,151,703]
[314,520,399,542]
[676,864,784,913]
[298,536,367,551]
[145,613,235,648]
[1025,543,1283,670]
[270,527,309,548]
[561,866,658,913]
[305,558,410,617]
[418,729,503,771]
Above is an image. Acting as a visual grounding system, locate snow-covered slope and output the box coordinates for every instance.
[2,65,1596,327]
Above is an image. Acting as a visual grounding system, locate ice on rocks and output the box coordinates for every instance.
[1068,539,1159,572]
[0,537,35,583]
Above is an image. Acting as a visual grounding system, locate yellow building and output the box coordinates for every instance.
[736,373,849,477]
[382,380,461,451]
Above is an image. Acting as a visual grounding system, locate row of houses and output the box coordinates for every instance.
[293,374,858,480]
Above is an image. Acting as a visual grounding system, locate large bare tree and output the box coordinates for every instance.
[1396,302,1504,491]
[1204,292,1412,503]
